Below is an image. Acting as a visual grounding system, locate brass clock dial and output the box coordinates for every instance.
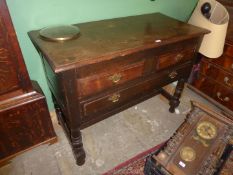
[196,121,217,140]
[180,146,196,162]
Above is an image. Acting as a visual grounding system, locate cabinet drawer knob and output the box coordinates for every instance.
[169,71,178,79]
[224,76,233,88]
[108,93,120,103]
[175,54,184,62]
[108,73,122,83]
[217,92,230,102]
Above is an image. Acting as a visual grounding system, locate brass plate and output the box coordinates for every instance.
[39,25,80,42]
[180,146,196,162]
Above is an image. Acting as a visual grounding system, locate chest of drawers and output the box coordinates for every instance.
[28,13,207,165]
[191,3,233,112]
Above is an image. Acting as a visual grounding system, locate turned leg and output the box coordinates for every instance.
[169,79,185,113]
[60,70,86,165]
[70,129,86,165]
[51,93,86,165]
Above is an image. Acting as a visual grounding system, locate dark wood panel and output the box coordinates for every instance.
[204,44,233,74]
[193,74,233,111]
[0,81,57,164]
[0,0,32,94]
[156,48,194,71]
[81,63,192,118]
[200,59,233,89]
[0,0,57,164]
[0,47,19,94]
[155,38,197,71]
[77,60,144,97]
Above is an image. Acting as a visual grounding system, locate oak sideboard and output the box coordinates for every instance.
[29,13,208,165]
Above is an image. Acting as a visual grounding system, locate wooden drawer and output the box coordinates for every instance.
[194,74,233,111]
[81,63,192,118]
[200,59,233,89]
[224,43,233,58]
[156,48,195,71]
[77,39,197,98]
[207,44,233,74]
[76,51,148,97]
[155,39,197,71]
[77,60,145,97]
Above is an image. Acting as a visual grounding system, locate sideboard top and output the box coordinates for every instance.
[29,13,208,73]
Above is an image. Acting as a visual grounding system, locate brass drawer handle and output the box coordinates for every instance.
[169,71,178,79]
[108,73,122,83]
[217,92,230,102]
[108,93,120,103]
[175,53,184,62]
[224,76,233,88]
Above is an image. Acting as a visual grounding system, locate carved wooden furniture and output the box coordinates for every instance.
[144,101,233,175]
[0,0,56,165]
[191,1,233,112]
[28,13,208,165]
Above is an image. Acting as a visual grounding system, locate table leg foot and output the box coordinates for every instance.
[71,130,86,166]
[169,79,185,113]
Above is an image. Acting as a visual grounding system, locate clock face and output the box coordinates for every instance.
[196,121,217,140]
[180,146,196,162]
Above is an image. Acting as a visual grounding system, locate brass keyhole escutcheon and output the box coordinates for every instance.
[108,73,122,83]
[175,53,184,62]
[108,93,120,103]
[169,71,178,79]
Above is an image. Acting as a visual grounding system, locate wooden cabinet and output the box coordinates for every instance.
[0,0,56,165]
[191,2,233,112]
[28,13,208,165]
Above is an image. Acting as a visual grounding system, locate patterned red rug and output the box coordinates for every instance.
[103,142,165,175]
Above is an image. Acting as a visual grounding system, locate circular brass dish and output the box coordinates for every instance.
[39,25,80,42]
[180,146,196,162]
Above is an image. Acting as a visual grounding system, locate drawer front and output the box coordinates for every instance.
[156,49,195,71]
[193,74,233,111]
[77,60,145,97]
[224,43,233,58]
[155,39,197,71]
[77,38,198,98]
[81,63,192,118]
[209,44,233,74]
[200,60,233,89]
